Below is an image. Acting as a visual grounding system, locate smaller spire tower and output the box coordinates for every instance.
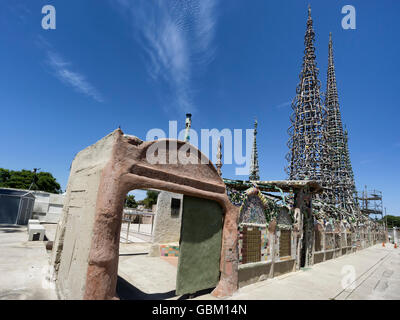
[249,119,260,181]
[216,139,223,176]
[343,128,358,213]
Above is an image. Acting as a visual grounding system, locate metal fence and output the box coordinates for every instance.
[0,189,35,225]
[121,208,155,243]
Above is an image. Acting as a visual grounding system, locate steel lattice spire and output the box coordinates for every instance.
[286,6,333,203]
[325,33,358,215]
[249,119,260,181]
[343,128,359,213]
[325,32,346,206]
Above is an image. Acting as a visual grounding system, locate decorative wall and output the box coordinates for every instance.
[160,244,179,257]
[239,192,267,224]
[238,225,269,264]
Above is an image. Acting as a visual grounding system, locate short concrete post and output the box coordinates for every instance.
[28,225,45,241]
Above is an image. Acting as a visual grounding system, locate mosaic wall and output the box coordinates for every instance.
[239,225,269,264]
[347,233,352,247]
[341,233,347,247]
[335,234,340,249]
[160,244,179,257]
[279,230,291,257]
[325,233,335,250]
[314,228,323,252]
[277,208,292,226]
[239,193,267,224]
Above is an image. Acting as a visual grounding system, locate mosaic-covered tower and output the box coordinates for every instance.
[325,33,345,206]
[286,6,333,202]
[249,119,260,181]
[324,33,356,213]
[343,128,359,213]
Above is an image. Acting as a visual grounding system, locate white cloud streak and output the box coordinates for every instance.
[275,100,292,109]
[37,36,103,102]
[113,0,218,113]
[46,51,104,103]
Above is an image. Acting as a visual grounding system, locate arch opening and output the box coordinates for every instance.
[50,129,239,300]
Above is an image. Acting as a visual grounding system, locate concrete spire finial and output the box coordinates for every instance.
[249,118,260,181]
[184,113,192,142]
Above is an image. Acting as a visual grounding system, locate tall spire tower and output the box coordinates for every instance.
[286,6,332,201]
[325,32,346,207]
[325,33,357,214]
[249,119,260,181]
[343,128,358,213]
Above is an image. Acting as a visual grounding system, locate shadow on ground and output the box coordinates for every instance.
[0,225,24,233]
[116,276,215,300]
[119,253,148,257]
[116,276,177,300]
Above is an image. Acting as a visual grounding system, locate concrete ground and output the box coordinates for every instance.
[116,243,400,300]
[117,241,183,300]
[2,224,398,300]
[0,224,57,300]
[225,244,400,300]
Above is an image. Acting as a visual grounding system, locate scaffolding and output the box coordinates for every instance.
[357,187,383,221]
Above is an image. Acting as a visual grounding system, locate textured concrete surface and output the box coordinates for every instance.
[225,244,400,300]
[51,130,116,300]
[149,191,183,256]
[43,223,58,242]
[153,192,183,243]
[0,225,57,300]
[32,191,64,223]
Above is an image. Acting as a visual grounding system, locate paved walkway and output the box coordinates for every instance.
[2,224,398,300]
[0,225,57,300]
[227,244,400,300]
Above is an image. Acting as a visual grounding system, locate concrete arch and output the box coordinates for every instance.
[51,129,238,300]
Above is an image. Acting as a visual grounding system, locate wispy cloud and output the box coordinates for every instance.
[46,52,104,102]
[37,36,103,102]
[112,0,219,113]
[275,100,292,109]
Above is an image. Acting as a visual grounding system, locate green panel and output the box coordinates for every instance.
[176,196,223,295]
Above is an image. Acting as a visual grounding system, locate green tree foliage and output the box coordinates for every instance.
[125,195,138,208]
[140,190,159,209]
[382,215,400,228]
[0,168,62,194]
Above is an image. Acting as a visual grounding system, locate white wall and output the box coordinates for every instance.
[32,191,65,223]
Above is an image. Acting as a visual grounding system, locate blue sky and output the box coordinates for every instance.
[0,1,399,213]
